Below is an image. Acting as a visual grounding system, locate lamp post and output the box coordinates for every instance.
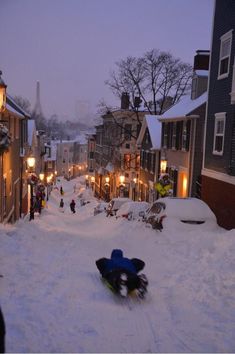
[119,174,125,197]
[133,177,137,201]
[91,176,95,191]
[104,176,110,201]
[46,176,50,201]
[27,155,36,220]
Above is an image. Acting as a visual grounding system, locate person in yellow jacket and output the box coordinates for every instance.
[155,173,172,197]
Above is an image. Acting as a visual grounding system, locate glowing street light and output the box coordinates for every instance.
[0,71,7,113]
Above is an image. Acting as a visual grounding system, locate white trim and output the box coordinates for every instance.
[218,29,233,80]
[230,56,235,104]
[202,168,235,186]
[203,0,215,170]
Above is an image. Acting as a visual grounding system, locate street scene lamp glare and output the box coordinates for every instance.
[27,156,36,169]
[119,175,125,185]
[160,159,167,173]
[105,176,110,184]
[39,172,44,181]
[0,71,7,112]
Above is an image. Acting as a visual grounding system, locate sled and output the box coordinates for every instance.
[101,272,148,299]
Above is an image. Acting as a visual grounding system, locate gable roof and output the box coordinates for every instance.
[158,92,207,121]
[137,115,162,150]
[6,94,31,118]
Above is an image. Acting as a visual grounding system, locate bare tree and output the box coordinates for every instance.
[13,95,31,113]
[106,49,192,115]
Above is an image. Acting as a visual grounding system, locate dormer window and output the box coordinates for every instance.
[218,30,233,79]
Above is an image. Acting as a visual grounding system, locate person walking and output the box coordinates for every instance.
[60,186,64,196]
[70,199,76,213]
[59,198,65,213]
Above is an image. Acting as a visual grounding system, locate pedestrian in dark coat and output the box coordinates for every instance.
[60,186,64,196]
[70,199,76,213]
[29,205,35,221]
[0,306,5,353]
[59,199,64,208]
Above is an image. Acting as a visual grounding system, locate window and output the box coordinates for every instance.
[163,123,168,148]
[213,112,226,155]
[171,122,177,149]
[124,124,132,140]
[182,120,190,151]
[124,154,131,169]
[218,30,233,79]
[136,154,140,170]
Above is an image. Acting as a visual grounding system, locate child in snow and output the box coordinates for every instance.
[96,249,148,298]
[70,199,76,213]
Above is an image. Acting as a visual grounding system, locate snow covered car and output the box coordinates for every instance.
[106,197,132,217]
[141,197,218,231]
[94,202,108,216]
[116,201,150,220]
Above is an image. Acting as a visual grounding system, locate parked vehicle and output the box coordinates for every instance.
[94,202,108,216]
[116,201,150,220]
[106,197,132,217]
[140,197,218,231]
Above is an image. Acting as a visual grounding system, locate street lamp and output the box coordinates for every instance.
[119,174,125,185]
[104,176,110,201]
[39,172,44,182]
[0,71,7,113]
[46,175,51,201]
[27,155,36,220]
[119,174,125,197]
[91,176,95,191]
[133,177,138,201]
[160,159,167,174]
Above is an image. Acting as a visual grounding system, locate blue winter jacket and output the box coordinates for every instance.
[104,249,137,274]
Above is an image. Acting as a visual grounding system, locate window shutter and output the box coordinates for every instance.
[186,120,191,151]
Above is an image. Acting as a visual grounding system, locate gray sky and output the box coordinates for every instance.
[0,0,214,122]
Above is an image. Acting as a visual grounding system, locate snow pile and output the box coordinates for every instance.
[0,176,235,353]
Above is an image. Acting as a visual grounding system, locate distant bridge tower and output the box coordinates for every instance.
[32,81,45,129]
[32,81,44,118]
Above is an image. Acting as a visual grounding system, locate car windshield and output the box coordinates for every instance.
[149,202,166,214]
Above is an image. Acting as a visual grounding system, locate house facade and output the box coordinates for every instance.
[0,82,29,223]
[202,0,235,229]
[136,115,162,202]
[94,95,145,201]
[156,51,209,199]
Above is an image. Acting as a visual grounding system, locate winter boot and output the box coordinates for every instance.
[136,274,148,299]
[118,273,128,297]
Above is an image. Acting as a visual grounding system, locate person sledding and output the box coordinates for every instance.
[96,249,148,298]
[70,199,76,213]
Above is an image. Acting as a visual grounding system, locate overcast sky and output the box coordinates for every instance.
[0,0,214,122]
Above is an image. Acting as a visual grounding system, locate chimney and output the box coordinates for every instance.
[191,50,210,100]
[121,92,130,109]
[193,50,210,71]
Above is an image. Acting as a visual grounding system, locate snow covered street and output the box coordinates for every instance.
[1,176,235,353]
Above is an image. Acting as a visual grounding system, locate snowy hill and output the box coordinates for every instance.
[0,176,235,353]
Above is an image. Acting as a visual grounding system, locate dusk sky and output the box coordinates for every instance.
[1,0,214,123]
